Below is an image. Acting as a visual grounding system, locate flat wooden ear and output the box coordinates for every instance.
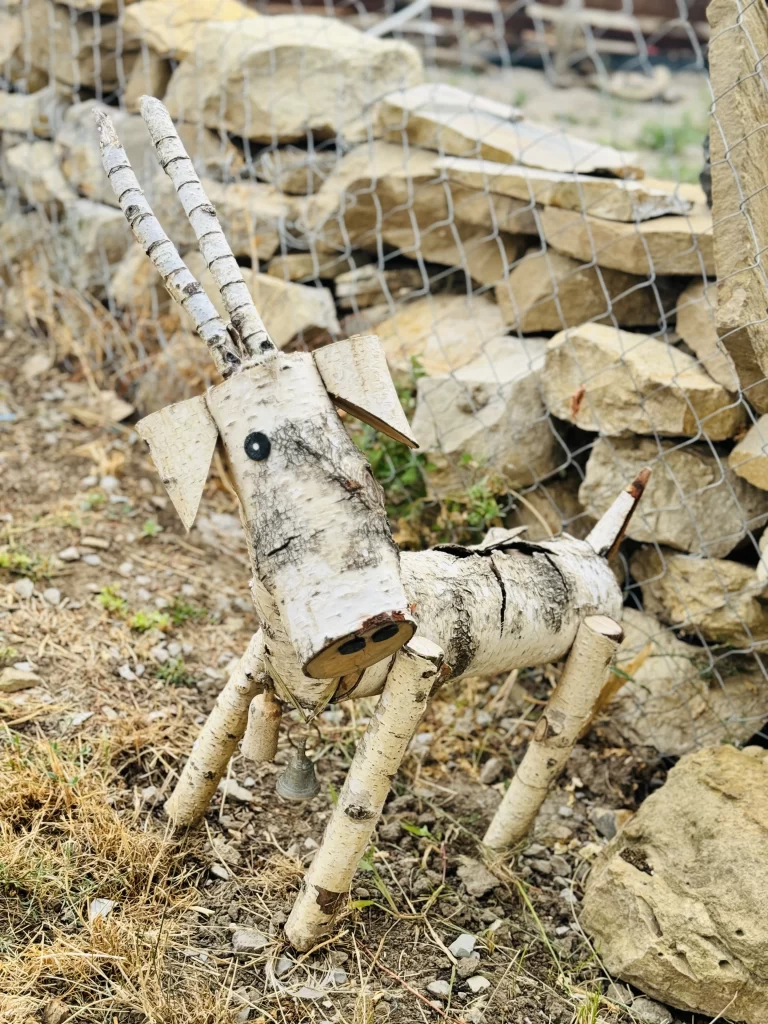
[136,395,219,531]
[314,334,419,449]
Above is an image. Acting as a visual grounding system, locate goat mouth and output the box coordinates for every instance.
[303,612,416,679]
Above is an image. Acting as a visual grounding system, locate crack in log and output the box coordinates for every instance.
[267,536,297,558]
[489,556,506,635]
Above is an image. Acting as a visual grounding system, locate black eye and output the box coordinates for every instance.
[244,431,270,462]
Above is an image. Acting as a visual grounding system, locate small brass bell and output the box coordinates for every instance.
[276,736,320,802]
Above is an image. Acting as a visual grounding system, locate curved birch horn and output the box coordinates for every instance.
[93,107,242,378]
[139,96,276,360]
[585,467,651,558]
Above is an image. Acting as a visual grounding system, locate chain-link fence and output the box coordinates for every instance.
[2,0,767,764]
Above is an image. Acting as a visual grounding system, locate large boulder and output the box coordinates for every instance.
[123,0,258,60]
[579,436,768,558]
[708,0,768,412]
[0,140,75,208]
[439,157,692,221]
[495,249,676,333]
[730,415,768,489]
[164,15,422,143]
[0,9,48,91]
[56,101,244,208]
[542,323,744,441]
[610,608,767,755]
[542,206,715,276]
[630,546,768,647]
[581,745,768,1023]
[379,83,640,177]
[411,336,558,497]
[53,199,133,296]
[675,280,739,392]
[375,293,507,381]
[0,85,67,138]
[304,141,534,273]
[26,0,139,90]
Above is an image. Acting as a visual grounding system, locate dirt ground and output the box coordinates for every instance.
[0,323,679,1024]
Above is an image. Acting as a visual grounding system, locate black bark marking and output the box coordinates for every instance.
[344,804,375,821]
[314,885,346,915]
[446,584,477,678]
[489,557,506,635]
[267,536,296,557]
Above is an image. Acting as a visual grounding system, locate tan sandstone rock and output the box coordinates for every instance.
[257,147,341,196]
[123,0,258,60]
[56,101,244,208]
[335,264,424,310]
[504,470,594,541]
[54,199,133,297]
[380,83,640,177]
[581,745,768,1023]
[305,141,535,264]
[0,84,67,138]
[542,323,744,441]
[164,16,422,143]
[123,51,173,113]
[411,336,558,497]
[630,546,768,648]
[675,280,739,392]
[0,10,48,91]
[1,140,75,208]
[708,0,768,413]
[730,415,768,490]
[610,608,767,755]
[439,158,691,221]
[495,249,676,332]
[375,293,507,381]
[266,252,373,283]
[185,253,340,349]
[26,0,139,90]
[579,436,767,558]
[542,206,714,276]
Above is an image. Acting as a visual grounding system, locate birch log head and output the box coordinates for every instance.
[94,101,419,687]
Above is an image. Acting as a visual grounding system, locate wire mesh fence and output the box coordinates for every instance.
[2,0,767,763]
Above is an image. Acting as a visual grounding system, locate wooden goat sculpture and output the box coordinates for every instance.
[95,99,645,951]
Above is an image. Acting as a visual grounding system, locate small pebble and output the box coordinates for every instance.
[135,574,152,586]
[12,578,35,600]
[167,641,182,658]
[294,987,324,1000]
[523,842,547,857]
[631,996,674,1024]
[0,667,42,693]
[58,546,80,562]
[118,664,137,682]
[456,955,481,979]
[100,475,120,492]
[118,561,134,577]
[81,535,110,550]
[210,864,230,881]
[274,955,293,978]
[558,805,573,818]
[149,645,169,664]
[71,711,93,727]
[427,980,451,998]
[466,976,490,994]
[560,888,578,905]
[89,897,116,923]
[81,475,98,488]
[82,554,101,567]
[448,933,477,959]
[478,756,503,785]
[218,778,253,803]
[550,855,571,876]
[42,587,61,606]
[136,588,151,602]
[231,927,270,953]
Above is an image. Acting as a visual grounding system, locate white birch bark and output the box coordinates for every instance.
[585,467,650,557]
[205,353,414,680]
[284,637,446,951]
[92,107,240,378]
[313,334,419,448]
[482,614,623,851]
[140,96,274,359]
[165,631,266,827]
[241,689,282,764]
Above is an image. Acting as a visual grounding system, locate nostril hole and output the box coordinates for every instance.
[339,637,366,655]
[371,624,399,643]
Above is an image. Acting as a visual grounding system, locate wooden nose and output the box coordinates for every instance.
[304,616,416,679]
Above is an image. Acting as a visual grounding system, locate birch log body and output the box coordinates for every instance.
[284,637,445,951]
[257,531,623,708]
[165,631,266,827]
[205,352,415,680]
[483,614,623,850]
[93,107,240,377]
[140,96,274,358]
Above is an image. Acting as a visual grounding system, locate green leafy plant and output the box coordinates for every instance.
[169,598,207,626]
[0,546,49,580]
[154,657,195,686]
[0,646,19,665]
[140,518,163,538]
[128,609,171,632]
[96,586,127,615]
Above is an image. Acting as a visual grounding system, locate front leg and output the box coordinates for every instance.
[165,630,267,827]
[285,637,446,951]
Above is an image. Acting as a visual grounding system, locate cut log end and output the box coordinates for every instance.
[304,615,416,679]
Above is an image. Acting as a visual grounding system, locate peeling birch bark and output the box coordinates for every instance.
[205,353,415,680]
[140,96,274,359]
[313,334,419,448]
[92,107,240,377]
[165,631,266,827]
[284,637,446,950]
[483,614,623,851]
[241,689,282,764]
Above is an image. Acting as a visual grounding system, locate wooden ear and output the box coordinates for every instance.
[313,334,419,448]
[136,395,219,531]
